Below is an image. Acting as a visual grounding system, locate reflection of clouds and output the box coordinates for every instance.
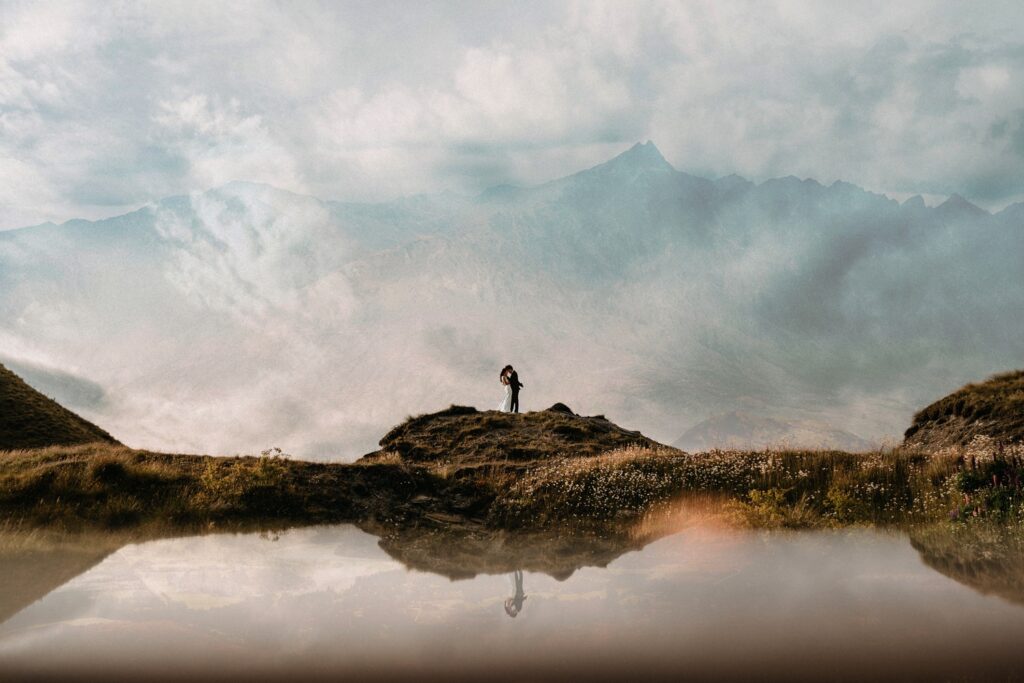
[94,528,398,609]
[405,598,479,625]
[3,525,1024,677]
[547,591,604,604]
[160,592,245,611]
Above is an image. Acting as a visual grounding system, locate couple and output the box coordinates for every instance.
[497,365,523,413]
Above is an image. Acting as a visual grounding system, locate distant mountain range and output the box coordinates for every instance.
[672,412,873,453]
[1,141,1021,459]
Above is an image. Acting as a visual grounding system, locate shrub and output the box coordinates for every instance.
[194,449,295,514]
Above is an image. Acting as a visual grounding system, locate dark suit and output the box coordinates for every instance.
[508,371,523,413]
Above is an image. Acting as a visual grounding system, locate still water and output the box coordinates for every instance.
[2,521,1024,681]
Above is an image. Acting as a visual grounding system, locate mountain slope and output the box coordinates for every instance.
[1,142,1022,459]
[673,412,872,452]
[0,362,118,450]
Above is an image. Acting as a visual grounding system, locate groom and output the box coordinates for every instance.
[508,365,523,413]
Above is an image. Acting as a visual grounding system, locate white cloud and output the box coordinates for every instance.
[1,0,1023,229]
[153,95,304,194]
[0,155,61,227]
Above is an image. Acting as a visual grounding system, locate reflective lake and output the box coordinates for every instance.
[3,520,1024,681]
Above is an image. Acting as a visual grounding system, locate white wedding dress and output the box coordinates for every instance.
[497,381,512,412]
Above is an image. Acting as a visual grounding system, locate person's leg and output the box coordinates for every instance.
[511,392,519,413]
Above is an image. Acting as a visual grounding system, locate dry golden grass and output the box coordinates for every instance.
[906,369,1024,447]
[0,362,118,450]
[371,405,658,467]
[0,443,439,530]
[489,439,1024,530]
[4,405,1024,534]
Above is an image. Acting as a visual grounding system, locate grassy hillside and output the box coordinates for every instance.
[6,438,1013,532]
[2,394,1024,533]
[0,362,118,450]
[0,443,442,529]
[905,370,1024,449]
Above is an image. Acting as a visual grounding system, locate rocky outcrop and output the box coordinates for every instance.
[363,404,657,467]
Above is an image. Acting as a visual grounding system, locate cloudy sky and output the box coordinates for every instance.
[2,0,1023,229]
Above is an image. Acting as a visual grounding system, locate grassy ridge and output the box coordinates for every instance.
[906,369,1024,447]
[487,442,1024,529]
[0,444,436,530]
[4,400,1024,534]
[3,440,1024,532]
[0,362,118,450]
[370,404,657,466]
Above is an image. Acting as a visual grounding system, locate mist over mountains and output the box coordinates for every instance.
[1,142,1021,459]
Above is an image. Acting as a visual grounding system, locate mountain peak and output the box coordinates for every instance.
[938,193,987,216]
[902,195,926,209]
[602,141,674,173]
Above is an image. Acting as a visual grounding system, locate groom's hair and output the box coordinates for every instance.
[502,364,513,373]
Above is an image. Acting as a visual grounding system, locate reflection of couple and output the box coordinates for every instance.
[498,365,523,413]
[504,569,527,618]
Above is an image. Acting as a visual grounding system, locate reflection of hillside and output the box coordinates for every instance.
[361,499,722,581]
[0,531,124,624]
[910,525,1024,606]
[0,499,720,627]
[0,523,302,626]
[0,520,660,626]
[363,524,646,581]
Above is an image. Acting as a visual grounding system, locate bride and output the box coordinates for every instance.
[497,367,512,412]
